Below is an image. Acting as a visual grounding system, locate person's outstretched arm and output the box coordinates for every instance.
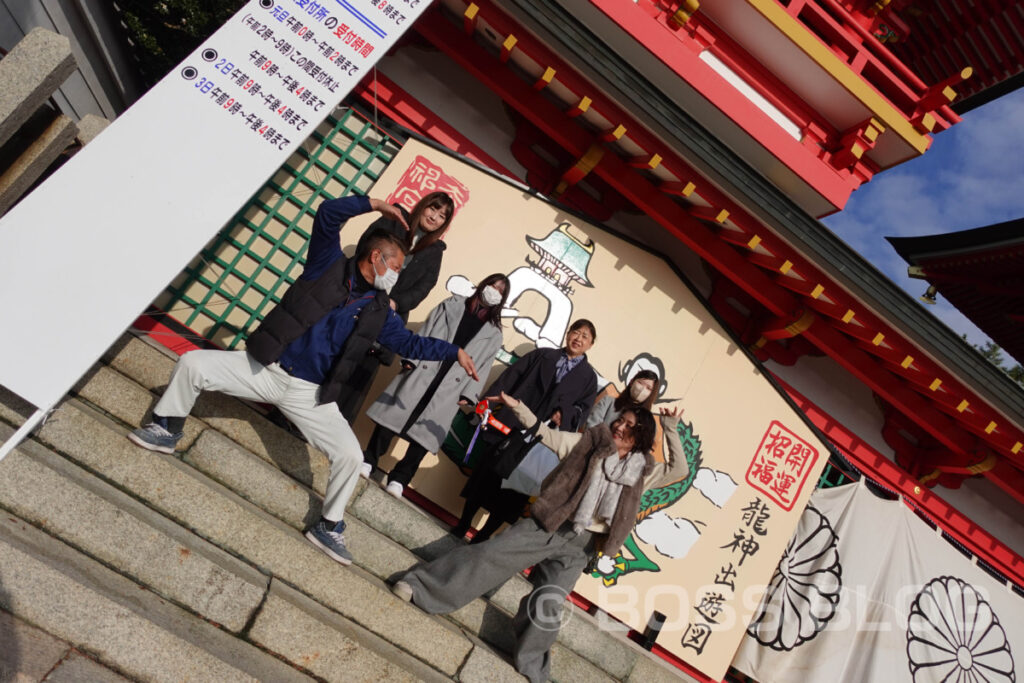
[645,406,690,490]
[378,312,478,381]
[304,196,408,280]
[500,392,584,459]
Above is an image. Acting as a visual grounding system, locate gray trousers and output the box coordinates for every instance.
[401,517,593,683]
[152,350,363,522]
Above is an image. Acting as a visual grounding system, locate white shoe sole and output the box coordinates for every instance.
[392,580,413,602]
[304,529,353,566]
[127,432,176,454]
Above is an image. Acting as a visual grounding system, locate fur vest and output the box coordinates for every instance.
[531,424,655,556]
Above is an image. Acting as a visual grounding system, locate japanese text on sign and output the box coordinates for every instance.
[682,496,775,656]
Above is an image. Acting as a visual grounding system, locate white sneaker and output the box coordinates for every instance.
[392,580,413,602]
[385,480,404,499]
[359,462,372,480]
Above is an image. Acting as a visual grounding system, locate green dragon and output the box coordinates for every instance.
[590,419,704,586]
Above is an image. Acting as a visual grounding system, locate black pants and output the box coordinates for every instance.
[455,430,530,542]
[362,424,430,487]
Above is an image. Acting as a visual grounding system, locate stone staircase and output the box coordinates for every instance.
[0,333,696,682]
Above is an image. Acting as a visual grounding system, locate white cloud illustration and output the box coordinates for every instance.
[693,467,737,508]
[635,511,702,559]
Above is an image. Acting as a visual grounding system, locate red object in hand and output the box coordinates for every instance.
[475,399,511,435]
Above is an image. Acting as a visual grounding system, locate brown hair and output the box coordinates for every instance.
[613,369,659,412]
[618,407,657,455]
[405,192,455,254]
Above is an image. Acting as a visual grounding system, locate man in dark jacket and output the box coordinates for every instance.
[453,320,599,542]
[128,194,478,566]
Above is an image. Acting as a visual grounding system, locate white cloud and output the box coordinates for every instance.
[635,511,702,559]
[693,467,738,507]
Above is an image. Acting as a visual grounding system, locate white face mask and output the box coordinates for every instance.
[629,382,653,403]
[373,253,400,294]
[480,285,503,306]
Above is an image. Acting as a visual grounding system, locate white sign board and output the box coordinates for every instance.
[0,0,428,455]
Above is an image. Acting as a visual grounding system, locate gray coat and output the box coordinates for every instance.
[366,295,504,453]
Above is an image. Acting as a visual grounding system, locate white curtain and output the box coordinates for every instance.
[731,480,1022,682]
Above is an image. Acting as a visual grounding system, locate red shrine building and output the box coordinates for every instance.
[348,0,1024,563]
[348,1,1024,677]
[3,0,1024,680]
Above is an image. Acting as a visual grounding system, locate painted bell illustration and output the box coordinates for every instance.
[526,222,594,290]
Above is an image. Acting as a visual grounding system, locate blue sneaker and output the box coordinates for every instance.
[128,422,183,454]
[305,519,354,566]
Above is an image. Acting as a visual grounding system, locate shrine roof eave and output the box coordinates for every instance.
[887,218,1024,367]
[499,0,1024,426]
[887,217,1024,266]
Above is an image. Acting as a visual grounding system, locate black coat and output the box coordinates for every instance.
[460,347,598,522]
[485,347,598,432]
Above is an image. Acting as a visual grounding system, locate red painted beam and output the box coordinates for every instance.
[411,5,1024,485]
[584,0,860,210]
[414,10,798,315]
[353,73,518,179]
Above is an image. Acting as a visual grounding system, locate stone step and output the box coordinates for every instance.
[87,334,692,682]
[0,420,478,682]
[0,424,269,633]
[0,512,311,682]
[0,607,131,682]
[30,397,515,680]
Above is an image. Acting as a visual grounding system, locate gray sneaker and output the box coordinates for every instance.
[305,519,354,565]
[128,422,183,454]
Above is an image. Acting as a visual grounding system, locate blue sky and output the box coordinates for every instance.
[822,88,1024,348]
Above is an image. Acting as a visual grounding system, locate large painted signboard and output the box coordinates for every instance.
[342,139,832,679]
[0,0,429,457]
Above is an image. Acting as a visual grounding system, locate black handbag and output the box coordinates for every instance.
[491,422,542,479]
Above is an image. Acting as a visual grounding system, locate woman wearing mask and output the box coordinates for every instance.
[587,369,659,428]
[342,191,456,420]
[361,274,510,498]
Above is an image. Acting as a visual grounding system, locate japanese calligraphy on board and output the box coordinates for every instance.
[343,140,830,680]
[0,0,432,428]
[184,0,423,152]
